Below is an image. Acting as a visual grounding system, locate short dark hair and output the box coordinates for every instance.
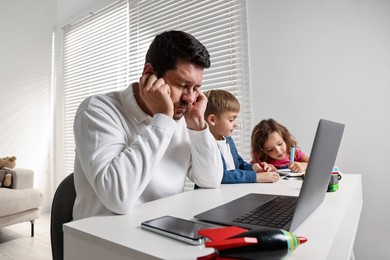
[145,30,210,78]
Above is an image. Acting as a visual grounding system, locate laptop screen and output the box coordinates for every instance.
[194,119,345,232]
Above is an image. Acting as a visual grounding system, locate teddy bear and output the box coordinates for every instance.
[0,169,13,188]
[0,156,17,188]
[0,156,17,169]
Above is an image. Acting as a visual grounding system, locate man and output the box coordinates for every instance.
[72,30,223,220]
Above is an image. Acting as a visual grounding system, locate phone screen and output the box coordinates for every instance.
[141,215,216,245]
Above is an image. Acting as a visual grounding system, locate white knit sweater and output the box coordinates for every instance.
[72,84,223,220]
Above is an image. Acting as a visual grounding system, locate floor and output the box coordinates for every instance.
[0,212,51,260]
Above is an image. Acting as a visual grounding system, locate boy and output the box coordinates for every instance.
[204,90,279,183]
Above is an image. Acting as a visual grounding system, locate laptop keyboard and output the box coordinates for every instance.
[233,196,298,229]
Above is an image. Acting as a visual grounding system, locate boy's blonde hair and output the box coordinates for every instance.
[204,90,240,118]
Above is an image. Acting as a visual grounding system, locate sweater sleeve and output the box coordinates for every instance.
[187,124,223,188]
[74,100,177,214]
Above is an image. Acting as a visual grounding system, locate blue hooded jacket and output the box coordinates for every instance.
[220,136,256,184]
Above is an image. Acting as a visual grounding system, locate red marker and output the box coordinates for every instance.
[198,226,307,260]
[252,152,266,172]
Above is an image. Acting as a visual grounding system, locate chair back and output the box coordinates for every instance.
[50,173,76,260]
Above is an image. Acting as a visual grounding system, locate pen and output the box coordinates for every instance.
[290,145,295,164]
[252,152,266,171]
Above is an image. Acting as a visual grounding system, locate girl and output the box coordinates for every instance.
[251,118,309,173]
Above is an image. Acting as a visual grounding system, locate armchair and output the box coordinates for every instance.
[0,167,43,236]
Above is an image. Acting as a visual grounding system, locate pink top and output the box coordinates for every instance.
[266,149,305,168]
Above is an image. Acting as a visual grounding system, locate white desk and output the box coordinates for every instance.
[64,174,362,260]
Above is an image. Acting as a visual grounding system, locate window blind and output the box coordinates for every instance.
[60,0,129,180]
[59,0,252,187]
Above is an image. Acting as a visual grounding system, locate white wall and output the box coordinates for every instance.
[0,0,56,211]
[0,0,119,212]
[0,0,119,210]
[247,0,390,259]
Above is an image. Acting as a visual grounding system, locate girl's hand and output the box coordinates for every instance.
[262,162,277,172]
[253,162,277,173]
[256,172,280,183]
[252,163,263,172]
[289,162,307,173]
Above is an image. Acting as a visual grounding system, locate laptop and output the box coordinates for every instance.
[195,119,345,231]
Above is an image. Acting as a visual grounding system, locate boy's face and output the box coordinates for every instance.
[208,111,238,140]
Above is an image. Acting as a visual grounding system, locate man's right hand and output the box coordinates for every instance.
[139,74,174,118]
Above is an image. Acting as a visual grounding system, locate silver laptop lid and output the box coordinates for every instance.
[290,119,345,231]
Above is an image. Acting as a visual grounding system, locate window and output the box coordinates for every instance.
[59,0,129,181]
[59,0,252,187]
[127,0,252,157]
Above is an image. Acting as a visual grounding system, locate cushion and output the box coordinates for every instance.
[0,188,43,217]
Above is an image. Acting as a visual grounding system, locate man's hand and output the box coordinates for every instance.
[184,90,207,130]
[139,74,174,118]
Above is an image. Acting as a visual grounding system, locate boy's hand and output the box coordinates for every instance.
[184,90,207,130]
[139,74,174,117]
[256,172,280,183]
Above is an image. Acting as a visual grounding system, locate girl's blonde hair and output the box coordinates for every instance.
[251,118,297,163]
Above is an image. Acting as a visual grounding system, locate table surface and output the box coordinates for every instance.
[64,173,363,260]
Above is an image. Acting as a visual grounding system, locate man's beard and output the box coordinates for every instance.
[173,100,191,120]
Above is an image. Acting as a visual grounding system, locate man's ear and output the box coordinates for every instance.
[143,63,155,75]
[207,114,217,126]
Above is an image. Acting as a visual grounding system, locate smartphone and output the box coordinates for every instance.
[141,215,216,245]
